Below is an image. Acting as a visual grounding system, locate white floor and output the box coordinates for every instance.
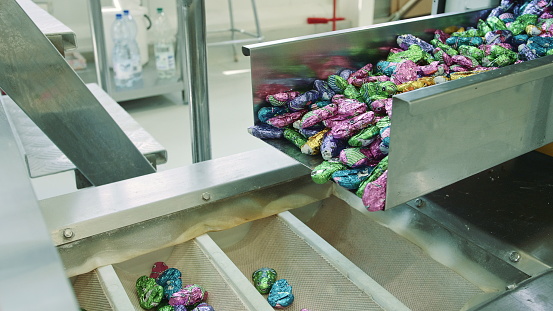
[30,27,322,200]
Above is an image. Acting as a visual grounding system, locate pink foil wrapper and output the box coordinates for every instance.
[384,98,393,117]
[360,137,386,165]
[369,98,389,115]
[347,63,373,84]
[267,110,307,128]
[334,97,367,117]
[329,111,375,139]
[300,104,338,128]
[362,170,388,211]
[266,91,301,106]
[349,75,391,87]
[451,55,478,70]
[434,29,450,43]
[391,60,418,84]
[323,114,354,128]
[434,47,454,66]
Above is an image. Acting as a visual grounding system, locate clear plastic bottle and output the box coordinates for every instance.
[112,13,133,88]
[153,7,176,79]
[122,9,143,83]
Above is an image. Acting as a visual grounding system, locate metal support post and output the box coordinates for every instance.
[178,0,212,162]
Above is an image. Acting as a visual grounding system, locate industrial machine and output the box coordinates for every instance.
[1,0,553,310]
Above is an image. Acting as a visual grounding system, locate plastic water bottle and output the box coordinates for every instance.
[112,13,133,88]
[122,10,143,82]
[153,8,176,79]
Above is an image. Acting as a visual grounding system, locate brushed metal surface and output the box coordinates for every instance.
[0,0,156,186]
[243,9,553,209]
[17,0,76,53]
[0,103,79,310]
[1,84,167,178]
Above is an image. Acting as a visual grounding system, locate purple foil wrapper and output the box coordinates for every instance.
[190,303,215,311]
[518,43,540,60]
[360,137,387,165]
[337,68,354,80]
[288,90,320,111]
[323,113,354,128]
[397,34,435,53]
[321,134,348,160]
[248,124,285,139]
[300,103,338,128]
[417,61,448,77]
[362,170,388,211]
[485,29,513,44]
[169,284,207,307]
[329,111,375,139]
[267,110,307,128]
[313,80,336,101]
[391,60,418,84]
[334,97,367,117]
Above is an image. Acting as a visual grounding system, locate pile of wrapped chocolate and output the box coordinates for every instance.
[248,0,553,211]
[135,262,213,311]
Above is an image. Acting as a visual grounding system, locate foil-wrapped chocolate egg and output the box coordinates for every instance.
[136,275,164,309]
[190,302,215,311]
[252,267,277,294]
[156,268,183,300]
[169,284,208,308]
[267,279,294,309]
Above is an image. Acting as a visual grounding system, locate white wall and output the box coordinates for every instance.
[38,0,382,53]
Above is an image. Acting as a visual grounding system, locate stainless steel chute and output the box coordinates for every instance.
[244,9,553,210]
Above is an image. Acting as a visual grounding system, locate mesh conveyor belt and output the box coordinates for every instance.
[72,271,113,311]
[216,215,386,311]
[114,240,250,310]
[302,196,484,311]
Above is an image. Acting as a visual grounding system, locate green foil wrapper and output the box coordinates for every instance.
[459,45,485,62]
[348,125,381,147]
[252,268,277,294]
[489,45,517,67]
[387,44,433,64]
[508,14,538,35]
[136,276,164,310]
[327,75,349,93]
[487,16,508,31]
[451,28,482,37]
[343,83,361,100]
[311,160,348,184]
[431,39,459,55]
[356,156,389,197]
[284,128,308,149]
[478,19,493,34]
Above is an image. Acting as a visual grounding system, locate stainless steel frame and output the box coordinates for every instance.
[244,9,553,209]
[0,0,156,187]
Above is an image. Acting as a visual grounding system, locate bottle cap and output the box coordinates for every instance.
[115,13,122,19]
[157,8,163,13]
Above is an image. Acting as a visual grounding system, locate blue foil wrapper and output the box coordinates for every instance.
[313,79,336,101]
[289,90,320,111]
[519,43,540,60]
[332,167,374,190]
[337,68,354,80]
[512,34,530,46]
[445,36,484,49]
[258,106,287,123]
[267,279,294,309]
[248,123,285,139]
[397,34,435,53]
[156,268,183,299]
[376,61,398,77]
[321,133,348,160]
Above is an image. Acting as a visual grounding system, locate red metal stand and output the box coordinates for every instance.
[307,0,345,31]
